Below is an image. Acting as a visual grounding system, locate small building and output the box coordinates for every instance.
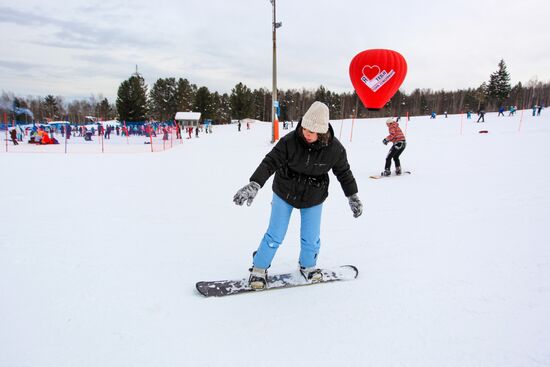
[175,112,202,127]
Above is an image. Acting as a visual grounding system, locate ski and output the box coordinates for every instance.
[369,171,411,179]
[196,265,358,297]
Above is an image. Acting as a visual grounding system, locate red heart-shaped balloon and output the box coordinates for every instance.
[349,49,407,110]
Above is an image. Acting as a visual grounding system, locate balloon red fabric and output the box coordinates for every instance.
[349,49,407,110]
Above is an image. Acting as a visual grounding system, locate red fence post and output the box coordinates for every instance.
[4,113,8,153]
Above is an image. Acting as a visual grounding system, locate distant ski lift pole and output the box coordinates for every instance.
[270,0,282,143]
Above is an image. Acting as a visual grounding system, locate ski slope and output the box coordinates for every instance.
[1,110,549,366]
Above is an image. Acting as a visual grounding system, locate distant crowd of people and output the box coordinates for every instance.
[6,122,210,146]
[429,104,544,123]
[6,105,545,148]
[7,125,60,145]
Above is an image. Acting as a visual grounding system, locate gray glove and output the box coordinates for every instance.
[348,193,363,218]
[233,181,261,206]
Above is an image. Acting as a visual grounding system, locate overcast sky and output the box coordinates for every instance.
[1,0,549,101]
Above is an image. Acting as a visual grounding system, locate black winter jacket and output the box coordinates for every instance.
[250,123,358,208]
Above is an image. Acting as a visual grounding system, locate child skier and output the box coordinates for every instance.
[381,117,406,176]
[10,128,18,145]
[233,101,363,290]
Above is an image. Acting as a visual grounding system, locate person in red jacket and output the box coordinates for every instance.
[382,117,406,176]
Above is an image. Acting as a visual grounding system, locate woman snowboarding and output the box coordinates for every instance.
[382,117,406,176]
[233,101,363,289]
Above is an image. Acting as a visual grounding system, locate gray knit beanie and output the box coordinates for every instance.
[301,101,329,133]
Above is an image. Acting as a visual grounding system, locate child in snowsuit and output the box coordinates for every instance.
[10,129,18,145]
[382,118,406,176]
[233,101,363,289]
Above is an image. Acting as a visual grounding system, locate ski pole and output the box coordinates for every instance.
[405,112,409,136]
[150,126,153,152]
[349,114,356,143]
[4,113,8,153]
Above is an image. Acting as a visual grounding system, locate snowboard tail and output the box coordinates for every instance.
[196,265,358,297]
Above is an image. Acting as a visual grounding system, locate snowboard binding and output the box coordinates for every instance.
[248,267,268,290]
[300,266,323,283]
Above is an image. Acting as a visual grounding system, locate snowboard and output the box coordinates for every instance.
[196,265,358,297]
[369,171,411,179]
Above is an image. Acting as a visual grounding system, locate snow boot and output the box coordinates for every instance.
[248,267,268,290]
[300,266,323,283]
[381,169,391,177]
[395,166,402,175]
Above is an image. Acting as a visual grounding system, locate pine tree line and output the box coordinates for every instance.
[2,60,549,124]
[1,92,116,123]
[116,60,550,123]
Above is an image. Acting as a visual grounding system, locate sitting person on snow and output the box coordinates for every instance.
[40,131,52,144]
[29,130,41,144]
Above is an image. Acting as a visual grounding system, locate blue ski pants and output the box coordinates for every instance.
[252,193,322,269]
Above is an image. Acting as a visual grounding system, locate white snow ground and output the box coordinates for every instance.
[1,110,549,366]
